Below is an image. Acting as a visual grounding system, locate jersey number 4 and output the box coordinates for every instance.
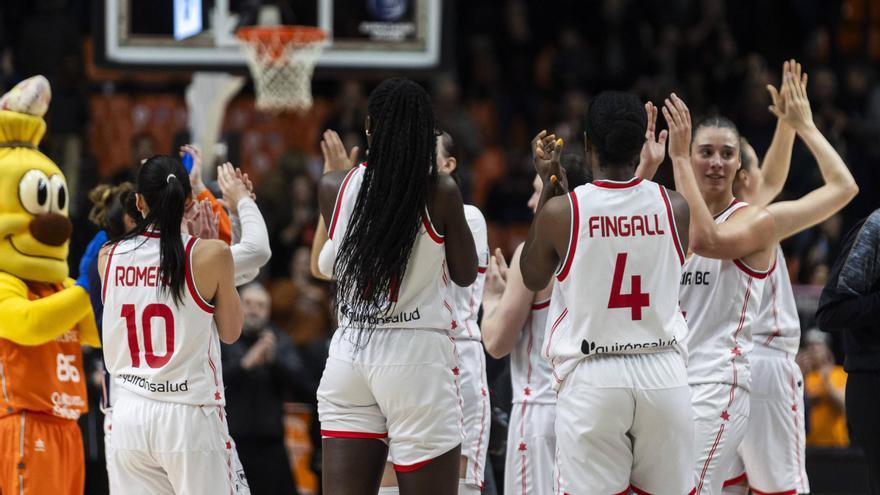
[608,253,650,320]
[121,304,175,368]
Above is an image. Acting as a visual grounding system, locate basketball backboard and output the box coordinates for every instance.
[95,0,445,72]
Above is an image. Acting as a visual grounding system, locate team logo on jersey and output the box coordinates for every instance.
[581,337,678,356]
[119,373,189,394]
[34,438,45,452]
[339,303,421,325]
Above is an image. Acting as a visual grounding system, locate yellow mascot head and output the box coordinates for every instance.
[0,76,72,283]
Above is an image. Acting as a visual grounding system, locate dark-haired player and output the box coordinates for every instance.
[316,78,477,495]
[662,69,857,493]
[98,155,245,494]
[519,91,694,493]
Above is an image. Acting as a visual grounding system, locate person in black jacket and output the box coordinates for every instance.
[223,282,318,495]
[816,209,880,494]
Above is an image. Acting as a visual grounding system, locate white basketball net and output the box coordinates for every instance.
[239,31,325,113]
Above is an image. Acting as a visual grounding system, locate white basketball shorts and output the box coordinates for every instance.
[317,327,463,471]
[739,345,809,495]
[556,351,694,494]
[505,401,558,495]
[457,338,490,488]
[107,388,249,495]
[691,382,750,495]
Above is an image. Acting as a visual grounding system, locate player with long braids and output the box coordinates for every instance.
[317,78,477,495]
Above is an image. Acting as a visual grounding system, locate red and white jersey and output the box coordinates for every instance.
[511,297,557,404]
[101,233,226,407]
[328,165,455,331]
[753,245,800,355]
[679,200,771,391]
[450,205,489,341]
[544,178,688,388]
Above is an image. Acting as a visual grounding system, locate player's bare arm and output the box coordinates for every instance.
[482,245,536,358]
[764,68,858,241]
[433,173,477,286]
[194,239,242,344]
[520,195,570,291]
[667,189,691,254]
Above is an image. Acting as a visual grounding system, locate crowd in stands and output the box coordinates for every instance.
[3,0,878,492]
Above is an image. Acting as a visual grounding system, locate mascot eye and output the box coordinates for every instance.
[18,170,51,215]
[49,175,68,215]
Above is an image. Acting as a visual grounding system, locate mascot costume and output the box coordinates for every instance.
[0,76,99,494]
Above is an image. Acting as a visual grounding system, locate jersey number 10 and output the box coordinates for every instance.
[120,304,175,368]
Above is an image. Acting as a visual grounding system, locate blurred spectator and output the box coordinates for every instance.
[798,329,849,448]
[817,208,880,492]
[269,246,333,379]
[222,282,317,495]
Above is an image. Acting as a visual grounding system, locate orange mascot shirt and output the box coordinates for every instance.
[0,282,87,420]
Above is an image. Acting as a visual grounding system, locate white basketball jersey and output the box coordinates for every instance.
[328,165,454,331]
[544,178,688,388]
[511,297,556,404]
[450,205,489,341]
[102,233,226,407]
[679,200,770,391]
[753,246,800,355]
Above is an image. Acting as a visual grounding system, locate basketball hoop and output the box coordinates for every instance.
[236,26,326,113]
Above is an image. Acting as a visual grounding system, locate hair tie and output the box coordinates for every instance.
[166,174,177,183]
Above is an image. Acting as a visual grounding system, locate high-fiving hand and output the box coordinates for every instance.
[662,93,692,160]
[321,129,359,173]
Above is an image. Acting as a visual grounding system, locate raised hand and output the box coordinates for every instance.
[180,144,206,194]
[483,248,509,305]
[768,64,813,133]
[186,199,219,239]
[321,130,359,173]
[767,59,808,123]
[531,130,568,193]
[216,162,251,213]
[662,93,692,160]
[637,102,668,179]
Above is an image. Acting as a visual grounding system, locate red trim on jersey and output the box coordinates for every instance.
[327,166,361,240]
[184,237,215,314]
[688,489,696,495]
[790,361,806,491]
[733,258,773,279]
[764,273,781,346]
[592,177,643,189]
[723,472,748,487]
[556,192,579,281]
[531,299,550,311]
[659,185,685,265]
[140,231,161,239]
[477,266,487,273]
[749,488,796,495]
[320,429,388,439]
[394,458,433,473]
[611,487,631,495]
[713,199,742,220]
[630,484,654,495]
[696,423,725,495]
[101,242,119,304]
[422,210,444,244]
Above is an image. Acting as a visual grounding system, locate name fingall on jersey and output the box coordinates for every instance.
[581,336,678,356]
[587,214,666,238]
[114,265,168,287]
[340,305,422,326]
[680,271,711,286]
[119,373,189,393]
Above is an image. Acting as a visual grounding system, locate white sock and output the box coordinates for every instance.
[377,487,400,494]
[459,480,481,495]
